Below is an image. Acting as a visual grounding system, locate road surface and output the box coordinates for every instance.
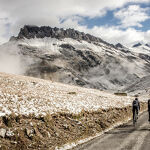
[73,112,150,150]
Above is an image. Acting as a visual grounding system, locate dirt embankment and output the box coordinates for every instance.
[0,102,147,150]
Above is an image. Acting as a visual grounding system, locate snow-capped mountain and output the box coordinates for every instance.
[132,43,142,48]
[1,25,150,91]
[130,43,150,55]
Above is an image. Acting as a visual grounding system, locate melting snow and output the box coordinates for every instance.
[130,45,150,55]
[0,72,147,117]
[19,37,118,55]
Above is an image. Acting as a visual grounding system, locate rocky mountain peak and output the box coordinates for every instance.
[14,25,113,45]
[115,43,124,48]
[145,44,150,48]
[9,36,17,41]
[132,43,142,48]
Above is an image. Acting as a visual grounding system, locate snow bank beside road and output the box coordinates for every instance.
[0,72,147,116]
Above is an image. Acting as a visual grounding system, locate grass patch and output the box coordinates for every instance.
[114,92,127,96]
[68,92,77,95]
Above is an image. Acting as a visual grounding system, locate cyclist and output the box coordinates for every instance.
[148,99,150,122]
[132,97,140,122]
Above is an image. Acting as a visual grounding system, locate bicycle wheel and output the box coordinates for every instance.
[133,111,137,126]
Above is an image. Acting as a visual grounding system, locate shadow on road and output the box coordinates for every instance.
[138,128,150,131]
[104,123,150,135]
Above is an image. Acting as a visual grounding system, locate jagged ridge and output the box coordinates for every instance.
[14,25,114,47]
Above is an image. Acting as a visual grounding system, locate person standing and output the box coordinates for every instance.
[148,99,150,122]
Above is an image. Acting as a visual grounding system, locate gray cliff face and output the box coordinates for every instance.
[115,43,124,48]
[16,25,113,46]
[2,25,150,92]
[123,75,150,94]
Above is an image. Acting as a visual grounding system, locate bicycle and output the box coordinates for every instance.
[133,111,138,127]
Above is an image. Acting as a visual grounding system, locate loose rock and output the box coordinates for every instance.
[0,128,6,138]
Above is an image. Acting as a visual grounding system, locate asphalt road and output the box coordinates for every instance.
[73,112,150,150]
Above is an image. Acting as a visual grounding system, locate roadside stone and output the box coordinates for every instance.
[0,118,3,126]
[0,128,6,138]
[63,124,69,130]
[6,129,15,138]
[2,116,12,127]
[47,132,51,138]
[10,141,17,144]
[25,128,35,138]
[55,132,59,137]
[30,122,34,127]
[77,121,82,125]
[34,127,43,138]
[88,122,95,128]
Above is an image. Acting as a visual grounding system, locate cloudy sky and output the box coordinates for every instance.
[0,0,150,46]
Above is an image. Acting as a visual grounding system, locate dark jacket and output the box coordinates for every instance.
[148,99,150,112]
[132,98,140,111]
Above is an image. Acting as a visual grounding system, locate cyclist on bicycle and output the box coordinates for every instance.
[148,99,150,122]
[132,97,140,121]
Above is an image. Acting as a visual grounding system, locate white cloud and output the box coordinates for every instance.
[84,26,150,47]
[0,23,7,44]
[114,5,150,28]
[0,12,11,44]
[0,0,150,45]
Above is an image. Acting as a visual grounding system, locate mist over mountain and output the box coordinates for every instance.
[1,25,150,92]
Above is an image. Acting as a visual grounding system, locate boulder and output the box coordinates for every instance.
[25,128,35,138]
[0,128,6,138]
[6,129,14,138]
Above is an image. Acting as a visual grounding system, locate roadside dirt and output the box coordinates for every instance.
[0,102,147,150]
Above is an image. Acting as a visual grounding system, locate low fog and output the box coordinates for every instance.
[0,42,34,75]
[85,56,147,90]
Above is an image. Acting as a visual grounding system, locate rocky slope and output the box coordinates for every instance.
[0,104,147,150]
[1,25,150,91]
[0,72,141,116]
[0,72,148,150]
[123,75,150,94]
[122,43,150,93]
[15,25,108,44]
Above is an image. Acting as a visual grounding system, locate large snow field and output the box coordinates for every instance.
[0,72,148,117]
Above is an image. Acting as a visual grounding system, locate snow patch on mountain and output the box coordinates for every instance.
[0,72,147,117]
[19,37,104,54]
[130,43,150,55]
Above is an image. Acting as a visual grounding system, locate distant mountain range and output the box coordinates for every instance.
[1,25,150,92]
[132,43,150,48]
